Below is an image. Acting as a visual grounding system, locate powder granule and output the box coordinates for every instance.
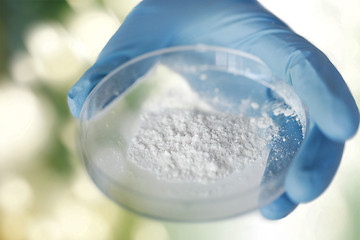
[127,108,276,183]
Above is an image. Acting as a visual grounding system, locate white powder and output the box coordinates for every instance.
[127,108,275,183]
[124,64,277,184]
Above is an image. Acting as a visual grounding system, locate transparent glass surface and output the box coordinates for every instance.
[79,45,309,221]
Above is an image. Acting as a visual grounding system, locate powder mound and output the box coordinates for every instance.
[127,108,275,183]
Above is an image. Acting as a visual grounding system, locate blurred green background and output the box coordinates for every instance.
[0,0,359,239]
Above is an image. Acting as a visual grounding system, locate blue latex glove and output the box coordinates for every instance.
[68,0,359,219]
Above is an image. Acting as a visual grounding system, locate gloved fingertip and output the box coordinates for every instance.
[285,127,344,203]
[339,106,360,140]
[289,49,359,142]
[67,94,81,118]
[260,193,298,220]
[67,82,91,118]
[285,169,318,204]
[285,162,340,204]
[319,100,360,142]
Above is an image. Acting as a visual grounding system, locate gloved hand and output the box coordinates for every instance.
[68,0,359,219]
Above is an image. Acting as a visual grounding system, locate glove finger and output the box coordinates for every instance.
[286,48,359,141]
[285,124,344,203]
[260,193,298,220]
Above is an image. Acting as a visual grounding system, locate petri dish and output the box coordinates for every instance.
[78,45,309,221]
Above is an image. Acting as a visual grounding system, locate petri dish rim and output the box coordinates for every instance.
[80,44,274,118]
[79,44,310,218]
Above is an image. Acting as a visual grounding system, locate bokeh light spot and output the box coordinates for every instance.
[27,218,63,240]
[0,84,51,169]
[0,175,33,213]
[54,200,111,240]
[25,22,87,88]
[66,9,120,62]
[133,221,169,240]
[10,52,38,85]
[104,0,142,20]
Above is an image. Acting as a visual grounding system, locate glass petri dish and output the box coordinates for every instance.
[79,45,309,221]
